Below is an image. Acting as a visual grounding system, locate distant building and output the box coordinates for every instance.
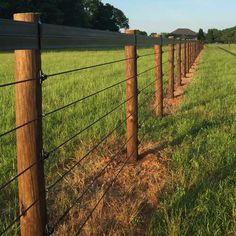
[170,28,197,39]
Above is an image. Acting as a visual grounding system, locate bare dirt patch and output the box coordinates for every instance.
[51,141,171,236]
[164,52,203,115]
[50,52,203,236]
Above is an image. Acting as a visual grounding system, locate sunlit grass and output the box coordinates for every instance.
[0,46,169,234]
[148,44,236,235]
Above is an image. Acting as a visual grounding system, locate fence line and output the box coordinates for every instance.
[0,12,203,236]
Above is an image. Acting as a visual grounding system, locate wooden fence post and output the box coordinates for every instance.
[168,36,175,98]
[185,41,189,74]
[14,13,47,236]
[192,42,195,65]
[125,29,138,161]
[176,42,181,87]
[182,40,186,79]
[190,42,193,68]
[154,34,163,117]
[188,42,191,71]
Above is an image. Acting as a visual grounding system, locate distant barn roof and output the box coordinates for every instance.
[171,28,197,36]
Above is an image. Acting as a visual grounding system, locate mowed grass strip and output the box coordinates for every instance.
[148,45,236,235]
[0,47,169,233]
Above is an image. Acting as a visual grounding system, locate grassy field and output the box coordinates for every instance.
[0,44,235,235]
[148,45,236,235]
[0,46,169,233]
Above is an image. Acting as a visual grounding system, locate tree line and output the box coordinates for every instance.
[198,27,236,43]
[0,0,129,32]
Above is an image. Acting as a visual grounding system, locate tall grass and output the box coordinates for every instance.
[148,45,236,235]
[0,47,169,233]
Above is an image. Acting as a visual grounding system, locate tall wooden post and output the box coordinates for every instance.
[176,42,181,87]
[192,42,194,66]
[185,41,189,74]
[190,42,192,68]
[168,36,175,98]
[125,29,138,161]
[188,42,191,71]
[182,40,186,78]
[154,34,163,117]
[14,13,47,236]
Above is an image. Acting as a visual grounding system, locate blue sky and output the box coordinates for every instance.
[102,0,236,34]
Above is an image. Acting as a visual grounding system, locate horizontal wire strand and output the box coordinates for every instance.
[0,196,40,235]
[0,63,168,191]
[0,78,36,88]
[46,56,137,78]
[138,52,158,58]
[1,89,163,234]
[48,92,157,233]
[47,94,134,154]
[47,114,131,190]
[0,86,157,192]
[48,134,135,234]
[0,63,168,139]
[1,131,135,235]
[76,150,133,235]
[47,88,155,190]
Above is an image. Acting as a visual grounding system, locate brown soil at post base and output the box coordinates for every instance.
[51,52,203,236]
[164,51,203,115]
[50,140,171,236]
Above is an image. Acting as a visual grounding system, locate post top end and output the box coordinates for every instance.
[13,12,40,22]
[154,33,162,38]
[125,29,137,35]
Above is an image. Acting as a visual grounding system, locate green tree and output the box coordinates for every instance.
[91,2,129,31]
[0,0,129,31]
[197,28,205,41]
[138,30,148,36]
[206,29,215,43]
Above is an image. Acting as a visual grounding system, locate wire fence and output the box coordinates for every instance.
[0,14,203,236]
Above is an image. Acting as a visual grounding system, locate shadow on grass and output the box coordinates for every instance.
[217,46,236,57]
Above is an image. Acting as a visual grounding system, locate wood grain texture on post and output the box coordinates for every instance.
[190,42,192,67]
[191,42,194,66]
[14,13,47,236]
[185,42,189,74]
[188,42,190,72]
[125,29,138,161]
[168,36,175,99]
[176,42,181,87]
[182,41,186,78]
[154,34,163,117]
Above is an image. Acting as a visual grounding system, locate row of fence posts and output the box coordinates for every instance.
[12,13,203,235]
[125,30,203,164]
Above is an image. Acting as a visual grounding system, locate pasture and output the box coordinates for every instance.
[148,45,236,235]
[0,44,235,235]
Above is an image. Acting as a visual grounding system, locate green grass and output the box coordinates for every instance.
[1,44,235,235]
[0,47,169,233]
[148,45,236,235]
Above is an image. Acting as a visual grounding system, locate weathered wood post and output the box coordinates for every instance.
[182,40,186,79]
[125,29,138,161]
[192,42,194,66]
[188,42,191,71]
[176,41,182,86]
[185,41,189,74]
[190,42,193,68]
[14,13,47,236]
[167,36,175,98]
[154,34,163,117]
